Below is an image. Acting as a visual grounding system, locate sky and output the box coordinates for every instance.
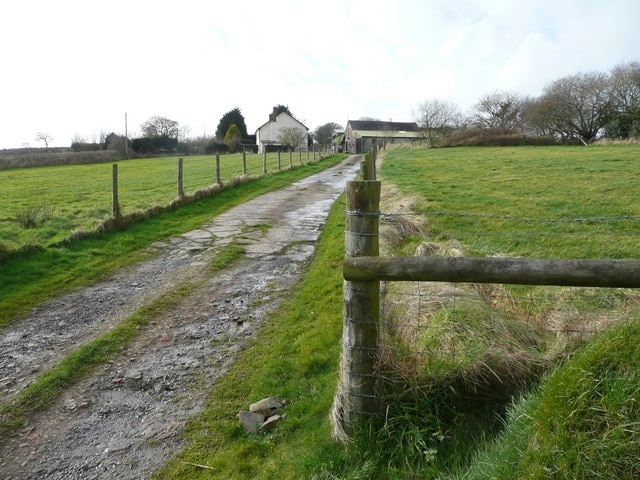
[1,0,638,149]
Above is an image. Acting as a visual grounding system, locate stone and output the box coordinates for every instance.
[124,369,142,380]
[249,396,284,417]
[260,414,282,433]
[239,411,265,434]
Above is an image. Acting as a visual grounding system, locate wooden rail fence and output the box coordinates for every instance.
[332,152,640,439]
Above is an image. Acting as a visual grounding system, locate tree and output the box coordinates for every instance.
[215,108,248,141]
[35,132,53,150]
[538,72,612,144]
[313,122,342,149]
[414,99,462,147]
[141,116,179,138]
[223,124,242,152]
[277,127,307,151]
[274,104,292,117]
[605,61,640,138]
[471,90,527,131]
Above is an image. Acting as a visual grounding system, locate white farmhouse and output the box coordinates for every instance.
[255,107,309,153]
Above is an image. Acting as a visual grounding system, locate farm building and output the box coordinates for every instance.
[343,120,420,153]
[255,107,309,153]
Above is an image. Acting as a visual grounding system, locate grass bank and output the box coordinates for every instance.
[0,154,346,329]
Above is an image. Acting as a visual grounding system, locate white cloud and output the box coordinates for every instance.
[0,0,638,148]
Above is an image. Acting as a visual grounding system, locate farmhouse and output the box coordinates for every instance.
[255,107,309,153]
[343,120,420,153]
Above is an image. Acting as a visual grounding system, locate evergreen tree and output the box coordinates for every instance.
[215,108,248,141]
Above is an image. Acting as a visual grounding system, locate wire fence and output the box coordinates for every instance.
[332,154,640,439]
[0,149,332,252]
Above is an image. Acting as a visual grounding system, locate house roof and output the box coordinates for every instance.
[255,111,309,133]
[347,120,418,133]
[349,130,421,139]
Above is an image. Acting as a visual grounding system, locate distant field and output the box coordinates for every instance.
[0,152,313,252]
[381,144,640,259]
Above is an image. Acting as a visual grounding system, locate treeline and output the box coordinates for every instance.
[415,61,640,147]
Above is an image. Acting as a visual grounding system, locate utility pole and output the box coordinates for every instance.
[124,112,129,159]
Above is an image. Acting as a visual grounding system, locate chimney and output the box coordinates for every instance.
[269,106,279,122]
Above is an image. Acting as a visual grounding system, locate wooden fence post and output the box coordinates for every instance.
[299,148,303,165]
[361,152,376,181]
[112,164,121,217]
[242,149,247,175]
[177,158,184,198]
[277,150,281,170]
[215,154,221,185]
[289,149,293,167]
[332,179,381,440]
[263,150,267,174]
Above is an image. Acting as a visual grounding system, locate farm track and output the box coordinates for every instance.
[0,155,361,479]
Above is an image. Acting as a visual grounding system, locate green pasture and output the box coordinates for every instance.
[381,144,640,259]
[0,151,313,252]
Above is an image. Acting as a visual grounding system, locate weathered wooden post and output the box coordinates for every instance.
[307,148,310,163]
[277,150,282,170]
[263,150,267,174]
[215,154,221,185]
[242,148,247,175]
[332,175,381,441]
[299,148,303,165]
[177,158,184,198]
[289,149,293,167]
[112,164,121,218]
[361,152,376,181]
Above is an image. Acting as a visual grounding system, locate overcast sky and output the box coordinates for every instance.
[1,0,638,149]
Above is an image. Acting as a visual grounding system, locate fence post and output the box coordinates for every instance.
[177,158,184,198]
[278,150,281,170]
[242,148,247,175]
[215,154,221,185]
[299,148,303,165]
[361,152,376,181]
[332,178,381,440]
[112,164,121,217]
[263,150,267,174]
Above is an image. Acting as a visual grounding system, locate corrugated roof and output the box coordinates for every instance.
[347,120,418,132]
[350,130,421,139]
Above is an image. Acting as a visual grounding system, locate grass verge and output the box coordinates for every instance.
[154,195,349,479]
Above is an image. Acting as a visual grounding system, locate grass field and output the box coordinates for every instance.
[0,151,316,253]
[381,144,640,259]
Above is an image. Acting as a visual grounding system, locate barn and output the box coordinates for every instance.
[343,120,420,153]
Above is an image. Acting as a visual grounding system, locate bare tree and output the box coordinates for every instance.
[35,132,53,150]
[606,61,640,138]
[414,99,462,147]
[471,90,527,131]
[141,116,180,138]
[314,122,342,150]
[538,72,612,144]
[277,127,307,151]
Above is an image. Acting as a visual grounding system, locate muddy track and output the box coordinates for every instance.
[0,156,361,479]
